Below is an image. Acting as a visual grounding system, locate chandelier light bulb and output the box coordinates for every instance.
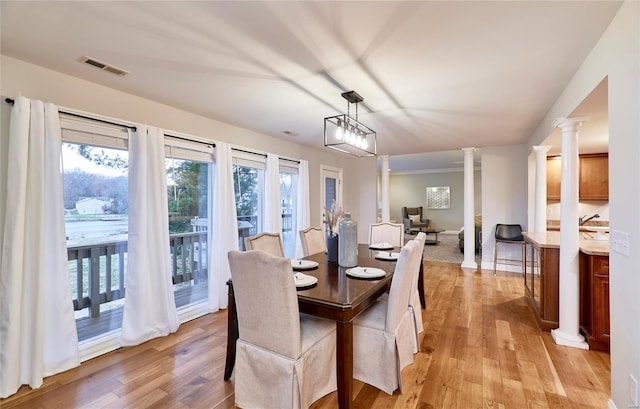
[335,119,344,140]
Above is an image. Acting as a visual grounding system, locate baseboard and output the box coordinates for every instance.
[607,398,618,409]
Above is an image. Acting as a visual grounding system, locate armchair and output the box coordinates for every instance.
[402,206,430,234]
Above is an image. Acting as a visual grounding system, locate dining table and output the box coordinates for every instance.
[224,243,425,409]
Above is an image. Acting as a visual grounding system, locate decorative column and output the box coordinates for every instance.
[461,147,477,269]
[551,117,588,349]
[380,155,390,223]
[533,146,551,232]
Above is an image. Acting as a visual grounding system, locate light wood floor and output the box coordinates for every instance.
[2,262,610,409]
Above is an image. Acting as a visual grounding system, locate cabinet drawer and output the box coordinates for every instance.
[592,256,609,275]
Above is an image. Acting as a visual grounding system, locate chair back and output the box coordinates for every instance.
[244,232,284,257]
[385,240,420,331]
[227,250,302,358]
[402,206,423,219]
[495,224,524,242]
[369,222,404,247]
[299,226,327,256]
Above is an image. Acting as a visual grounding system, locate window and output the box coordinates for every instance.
[61,116,130,342]
[280,161,298,258]
[165,138,212,308]
[233,151,266,250]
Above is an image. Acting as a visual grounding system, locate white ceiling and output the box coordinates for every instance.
[1,1,619,169]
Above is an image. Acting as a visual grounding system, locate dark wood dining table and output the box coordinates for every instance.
[224,243,425,409]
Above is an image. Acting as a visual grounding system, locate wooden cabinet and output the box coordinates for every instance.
[523,239,559,331]
[579,153,609,200]
[547,156,562,201]
[547,153,608,201]
[579,252,610,351]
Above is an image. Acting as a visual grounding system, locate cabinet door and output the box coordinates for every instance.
[547,156,562,201]
[593,274,610,343]
[579,153,608,200]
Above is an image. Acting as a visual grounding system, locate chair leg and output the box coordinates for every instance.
[493,241,498,276]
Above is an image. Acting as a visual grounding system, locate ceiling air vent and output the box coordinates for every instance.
[81,56,129,76]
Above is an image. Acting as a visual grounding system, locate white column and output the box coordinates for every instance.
[533,146,551,233]
[551,117,589,350]
[461,147,477,269]
[380,155,390,223]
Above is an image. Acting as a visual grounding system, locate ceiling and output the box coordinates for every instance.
[0,1,620,169]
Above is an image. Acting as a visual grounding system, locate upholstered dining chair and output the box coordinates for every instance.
[299,226,326,257]
[409,232,426,351]
[227,250,337,408]
[352,240,421,394]
[244,231,284,257]
[369,222,404,247]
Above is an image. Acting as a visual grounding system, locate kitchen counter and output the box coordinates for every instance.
[523,231,609,256]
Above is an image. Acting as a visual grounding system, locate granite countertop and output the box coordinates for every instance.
[523,231,609,256]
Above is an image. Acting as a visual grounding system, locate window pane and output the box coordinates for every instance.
[280,170,298,258]
[165,158,209,307]
[63,142,128,342]
[233,163,264,249]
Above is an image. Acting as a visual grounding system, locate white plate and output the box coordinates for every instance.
[291,259,319,270]
[374,251,400,261]
[346,267,387,279]
[369,242,394,250]
[294,272,318,288]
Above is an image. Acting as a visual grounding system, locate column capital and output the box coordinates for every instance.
[532,145,551,155]
[553,116,588,131]
[462,147,476,154]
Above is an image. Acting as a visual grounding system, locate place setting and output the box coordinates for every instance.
[369,242,394,250]
[345,266,387,280]
[374,251,400,261]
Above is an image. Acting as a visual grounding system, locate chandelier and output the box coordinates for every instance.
[324,91,377,157]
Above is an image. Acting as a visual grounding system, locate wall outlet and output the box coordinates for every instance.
[630,374,638,407]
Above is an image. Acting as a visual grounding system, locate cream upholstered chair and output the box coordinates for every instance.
[299,226,326,257]
[227,250,337,408]
[244,231,284,257]
[369,222,404,247]
[409,233,426,351]
[352,240,421,394]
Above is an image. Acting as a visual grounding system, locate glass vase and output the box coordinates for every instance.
[338,212,358,267]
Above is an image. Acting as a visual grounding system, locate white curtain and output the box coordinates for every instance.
[121,125,179,346]
[0,97,80,398]
[209,142,238,311]
[264,153,282,233]
[294,160,310,259]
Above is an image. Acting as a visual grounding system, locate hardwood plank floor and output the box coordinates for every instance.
[1,261,610,409]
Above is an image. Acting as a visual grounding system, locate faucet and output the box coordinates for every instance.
[579,213,600,226]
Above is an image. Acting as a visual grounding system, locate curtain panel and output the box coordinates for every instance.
[0,97,80,398]
[264,153,282,233]
[121,125,179,346]
[294,160,310,259]
[209,142,238,311]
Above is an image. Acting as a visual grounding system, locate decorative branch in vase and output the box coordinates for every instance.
[324,199,344,238]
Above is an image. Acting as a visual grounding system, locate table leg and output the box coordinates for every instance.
[336,320,353,409]
[418,261,426,309]
[224,281,238,381]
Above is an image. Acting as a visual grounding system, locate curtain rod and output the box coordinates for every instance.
[232,147,300,164]
[5,98,137,132]
[165,133,215,148]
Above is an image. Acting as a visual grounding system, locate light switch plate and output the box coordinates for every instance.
[610,229,630,257]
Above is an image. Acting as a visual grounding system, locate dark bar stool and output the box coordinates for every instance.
[493,224,525,276]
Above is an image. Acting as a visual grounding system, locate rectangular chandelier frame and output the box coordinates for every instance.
[324,113,377,157]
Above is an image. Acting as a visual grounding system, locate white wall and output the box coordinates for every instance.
[524,2,639,407]
[0,55,356,229]
[480,144,529,271]
[388,170,481,231]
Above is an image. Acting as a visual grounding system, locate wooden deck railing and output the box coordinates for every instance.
[68,231,208,318]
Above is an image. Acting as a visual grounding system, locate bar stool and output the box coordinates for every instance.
[493,224,525,276]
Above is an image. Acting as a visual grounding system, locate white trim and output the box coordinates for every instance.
[390,166,481,176]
